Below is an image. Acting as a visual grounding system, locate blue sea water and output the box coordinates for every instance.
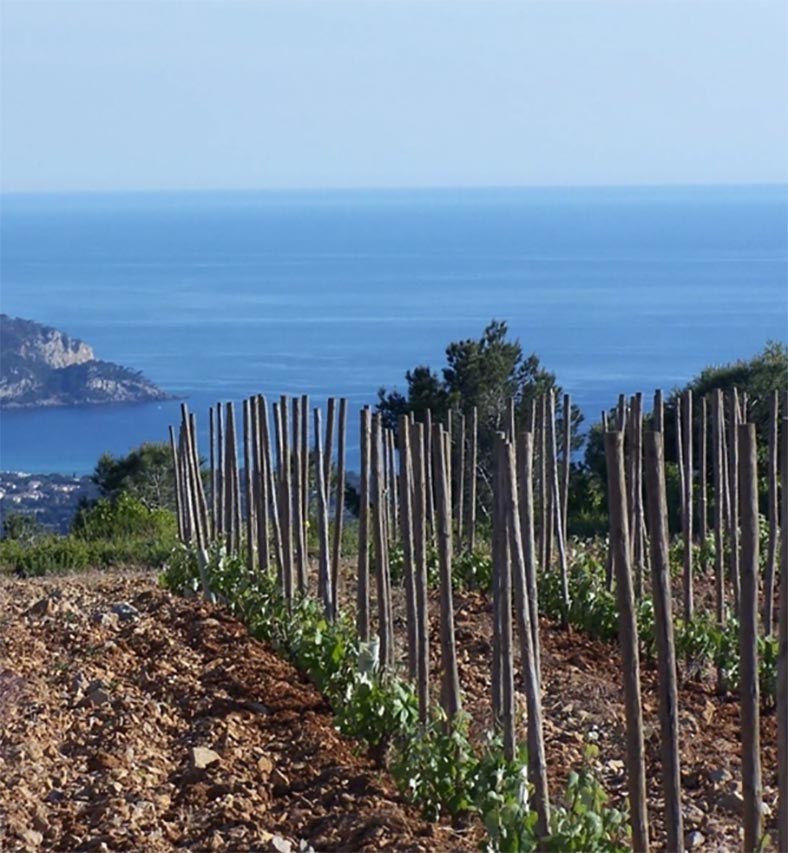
[1,185,786,475]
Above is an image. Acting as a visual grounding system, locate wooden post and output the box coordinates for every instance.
[425,408,435,536]
[398,414,418,680]
[301,393,309,534]
[432,424,462,719]
[561,392,571,541]
[323,397,336,502]
[644,431,683,853]
[764,390,779,635]
[466,406,478,552]
[632,392,646,600]
[728,389,741,614]
[169,425,186,542]
[538,394,547,572]
[653,389,663,433]
[261,397,282,577]
[738,423,763,853]
[712,390,726,631]
[778,411,788,853]
[254,396,270,574]
[604,431,650,853]
[372,414,394,669]
[178,424,194,545]
[505,433,550,838]
[216,402,225,538]
[331,398,348,612]
[209,407,217,539]
[457,412,466,552]
[699,396,708,559]
[357,407,371,642]
[188,412,210,544]
[543,395,554,572]
[243,398,256,574]
[547,391,570,616]
[291,397,307,594]
[314,407,333,620]
[493,435,515,760]
[224,403,236,553]
[411,421,430,724]
[517,430,542,684]
[279,396,293,601]
[682,389,694,622]
[675,399,686,528]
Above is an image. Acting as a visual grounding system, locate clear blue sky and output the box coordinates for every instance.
[1,0,786,193]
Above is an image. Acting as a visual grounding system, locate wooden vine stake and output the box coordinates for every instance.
[300,393,309,535]
[372,414,394,670]
[331,398,348,612]
[411,421,430,724]
[493,435,515,758]
[357,407,371,642]
[253,396,270,574]
[644,430,683,853]
[457,412,466,552]
[764,389,778,635]
[699,396,708,571]
[313,407,333,620]
[279,396,293,601]
[604,430,649,853]
[169,425,186,542]
[561,392,571,542]
[738,423,763,853]
[291,398,306,594]
[216,402,225,539]
[728,389,741,614]
[260,397,283,577]
[712,391,726,688]
[398,414,418,681]
[243,398,256,574]
[432,424,461,719]
[547,391,570,617]
[682,389,694,622]
[505,432,550,839]
[517,430,542,683]
[466,406,478,552]
[778,409,788,853]
[209,407,217,539]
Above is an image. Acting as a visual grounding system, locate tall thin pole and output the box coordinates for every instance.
[644,430,683,853]
[605,430,649,853]
[738,423,763,853]
[331,398,348,612]
[432,424,461,719]
[357,407,371,642]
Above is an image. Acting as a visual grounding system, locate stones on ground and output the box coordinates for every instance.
[18,828,44,848]
[707,766,732,786]
[685,829,705,849]
[190,746,221,770]
[267,835,293,853]
[111,602,140,622]
[27,597,56,618]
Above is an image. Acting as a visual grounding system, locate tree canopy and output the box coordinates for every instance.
[92,442,175,511]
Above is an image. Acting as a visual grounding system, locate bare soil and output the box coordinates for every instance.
[0,572,478,852]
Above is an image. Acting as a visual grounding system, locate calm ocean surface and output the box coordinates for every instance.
[1,186,786,474]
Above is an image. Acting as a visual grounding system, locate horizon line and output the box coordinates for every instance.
[2,180,787,199]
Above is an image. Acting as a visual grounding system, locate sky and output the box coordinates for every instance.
[1,0,787,193]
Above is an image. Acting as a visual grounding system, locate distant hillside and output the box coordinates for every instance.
[0,314,171,408]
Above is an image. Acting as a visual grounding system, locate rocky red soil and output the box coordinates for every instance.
[0,572,477,852]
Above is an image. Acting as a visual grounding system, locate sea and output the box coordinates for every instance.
[1,185,786,475]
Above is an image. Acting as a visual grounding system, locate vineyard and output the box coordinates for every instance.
[161,386,786,852]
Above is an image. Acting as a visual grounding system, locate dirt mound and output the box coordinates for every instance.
[0,572,476,852]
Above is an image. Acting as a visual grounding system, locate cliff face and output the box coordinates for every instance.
[0,314,172,408]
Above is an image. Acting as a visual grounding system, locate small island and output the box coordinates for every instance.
[0,314,172,408]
